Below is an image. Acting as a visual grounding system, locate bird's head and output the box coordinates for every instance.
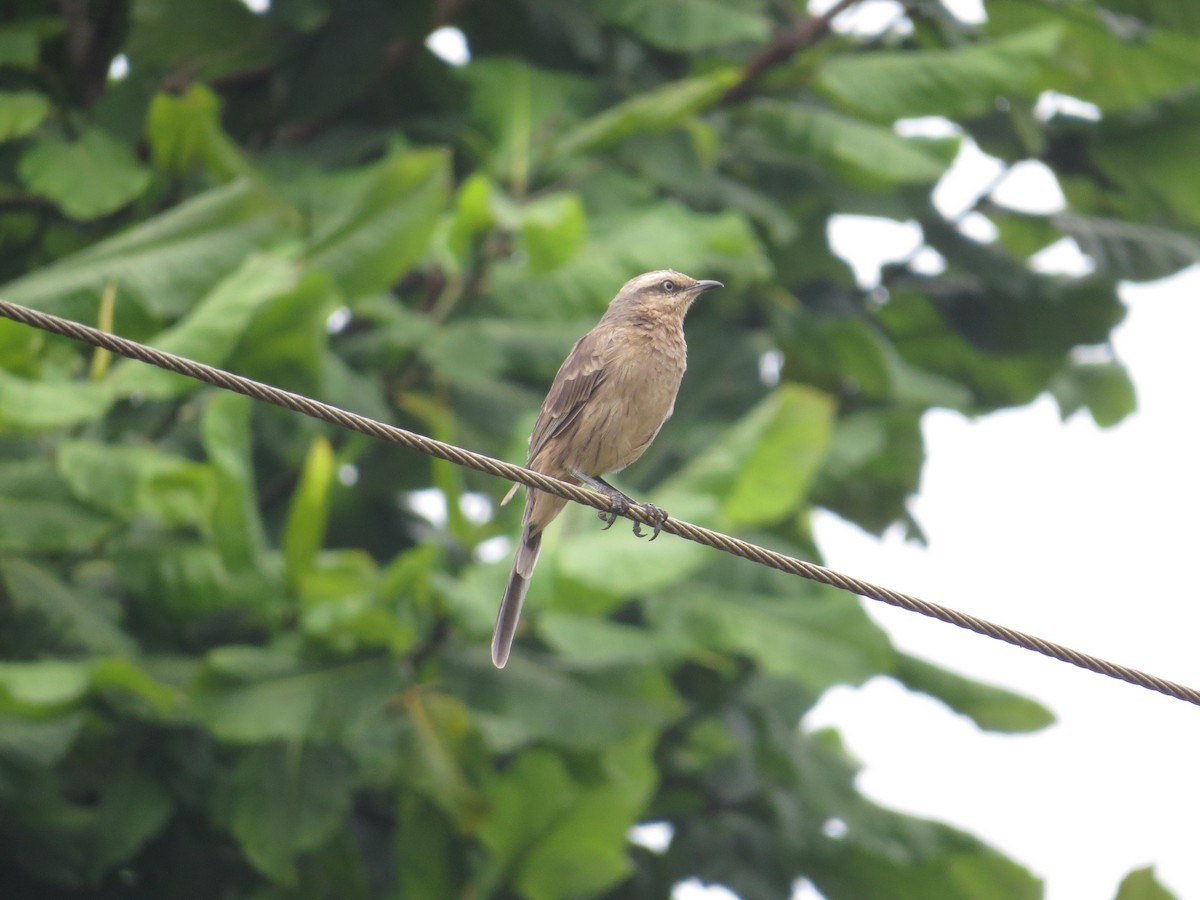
[605,270,723,321]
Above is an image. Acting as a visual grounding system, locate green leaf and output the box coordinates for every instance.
[0,558,134,655]
[441,171,496,265]
[0,660,90,708]
[307,148,450,296]
[392,689,482,827]
[108,252,299,399]
[124,0,270,82]
[1053,213,1200,281]
[746,101,957,189]
[478,735,657,899]
[538,613,694,666]
[0,178,295,321]
[201,392,271,575]
[1089,110,1200,229]
[58,439,215,526]
[816,408,927,536]
[556,67,741,158]
[212,743,352,883]
[0,27,40,68]
[647,587,892,694]
[0,369,117,430]
[487,201,770,319]
[989,2,1200,112]
[302,552,417,655]
[1115,866,1180,900]
[0,90,50,141]
[1100,0,1200,34]
[1049,359,1137,428]
[894,654,1055,734]
[781,315,896,402]
[662,384,833,529]
[192,657,400,743]
[723,384,834,528]
[555,498,713,599]
[458,58,594,186]
[283,437,335,589]
[230,269,336,388]
[0,711,83,767]
[441,654,681,753]
[86,762,173,879]
[18,128,152,220]
[0,495,115,553]
[813,835,1041,900]
[816,25,1064,121]
[518,192,587,273]
[591,0,770,51]
[146,84,252,181]
[88,658,181,710]
[989,206,1062,259]
[877,289,1067,407]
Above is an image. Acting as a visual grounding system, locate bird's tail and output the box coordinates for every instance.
[491,524,542,668]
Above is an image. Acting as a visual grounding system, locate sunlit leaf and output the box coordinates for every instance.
[146,84,252,181]
[283,437,335,589]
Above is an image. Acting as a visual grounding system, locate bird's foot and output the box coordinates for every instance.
[634,503,669,541]
[598,492,629,530]
[572,470,644,534]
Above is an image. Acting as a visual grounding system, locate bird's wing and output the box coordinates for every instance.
[527,328,610,464]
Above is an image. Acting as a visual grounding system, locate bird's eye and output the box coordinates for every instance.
[662,280,677,293]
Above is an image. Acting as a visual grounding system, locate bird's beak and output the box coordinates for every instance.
[690,280,723,294]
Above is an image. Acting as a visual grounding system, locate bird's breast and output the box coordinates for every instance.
[579,324,686,475]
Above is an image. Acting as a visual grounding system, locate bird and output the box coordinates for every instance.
[491,269,723,668]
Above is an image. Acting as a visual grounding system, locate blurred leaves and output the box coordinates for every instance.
[816,25,1064,121]
[0,0,1182,896]
[1115,866,1181,900]
[19,129,151,220]
[591,0,770,51]
[894,654,1055,733]
[0,91,50,141]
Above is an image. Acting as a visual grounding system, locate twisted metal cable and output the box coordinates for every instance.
[3,297,1198,706]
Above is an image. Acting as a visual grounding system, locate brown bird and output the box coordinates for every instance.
[492,270,722,668]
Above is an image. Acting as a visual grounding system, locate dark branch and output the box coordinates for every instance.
[722,0,860,104]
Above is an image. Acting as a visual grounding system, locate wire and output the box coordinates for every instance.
[3,296,1198,707]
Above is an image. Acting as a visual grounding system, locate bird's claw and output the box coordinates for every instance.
[636,504,668,541]
[598,492,629,530]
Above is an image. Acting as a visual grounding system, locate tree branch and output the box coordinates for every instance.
[722,0,860,104]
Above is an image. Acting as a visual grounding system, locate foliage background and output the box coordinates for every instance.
[0,0,1196,897]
